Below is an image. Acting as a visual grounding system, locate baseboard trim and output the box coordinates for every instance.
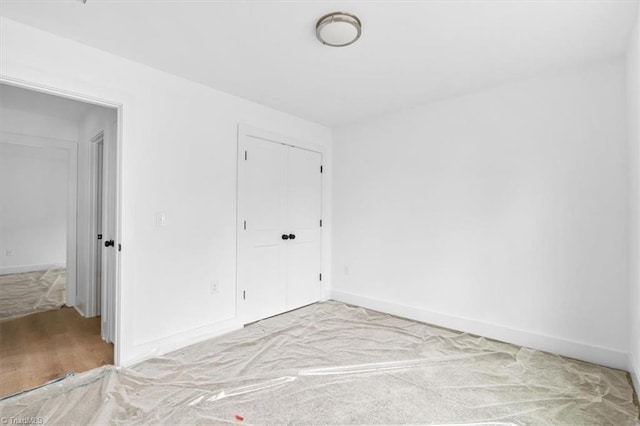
[0,263,62,275]
[629,355,640,395]
[122,317,243,367]
[331,290,628,370]
[74,305,85,317]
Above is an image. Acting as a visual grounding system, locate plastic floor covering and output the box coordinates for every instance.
[0,301,638,425]
[0,268,66,321]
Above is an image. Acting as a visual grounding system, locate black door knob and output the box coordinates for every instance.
[104,240,115,247]
[288,234,296,240]
[281,234,289,240]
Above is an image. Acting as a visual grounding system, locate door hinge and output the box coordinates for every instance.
[319,273,322,281]
[243,290,246,300]
[243,220,246,230]
[118,243,122,252]
[320,219,322,227]
[320,165,323,173]
[244,150,247,161]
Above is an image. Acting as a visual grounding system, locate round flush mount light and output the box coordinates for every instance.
[316,12,362,47]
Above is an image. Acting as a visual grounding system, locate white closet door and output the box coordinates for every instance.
[237,135,287,323]
[285,146,322,310]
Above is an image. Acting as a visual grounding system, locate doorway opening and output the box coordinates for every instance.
[0,82,120,397]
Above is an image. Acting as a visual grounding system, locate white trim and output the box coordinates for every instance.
[239,123,326,154]
[74,304,86,318]
[331,289,629,370]
[0,263,64,275]
[0,132,78,306]
[86,132,104,318]
[1,74,124,366]
[1,76,121,109]
[629,354,640,396]
[113,113,123,362]
[123,319,242,367]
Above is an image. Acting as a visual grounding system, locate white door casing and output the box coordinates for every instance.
[237,126,323,325]
[87,132,103,317]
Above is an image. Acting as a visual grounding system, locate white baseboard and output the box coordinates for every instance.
[121,317,243,367]
[629,354,640,395]
[0,263,62,275]
[74,305,86,317]
[331,290,628,370]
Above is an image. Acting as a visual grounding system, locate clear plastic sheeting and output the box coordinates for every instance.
[0,268,66,320]
[1,301,638,425]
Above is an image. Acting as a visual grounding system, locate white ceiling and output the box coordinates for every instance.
[0,83,109,123]
[0,0,637,127]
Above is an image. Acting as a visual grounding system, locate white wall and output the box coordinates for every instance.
[0,142,68,272]
[0,108,79,141]
[627,8,640,389]
[332,59,629,369]
[0,107,79,274]
[0,17,332,366]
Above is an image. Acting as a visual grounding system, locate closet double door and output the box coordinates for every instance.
[237,130,322,324]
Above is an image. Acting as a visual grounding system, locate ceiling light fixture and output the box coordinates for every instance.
[316,12,362,47]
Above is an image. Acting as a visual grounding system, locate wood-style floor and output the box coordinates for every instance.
[0,307,113,398]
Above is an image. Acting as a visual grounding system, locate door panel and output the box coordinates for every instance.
[101,121,117,343]
[245,245,284,321]
[101,133,110,341]
[286,147,322,310]
[286,237,321,309]
[238,136,287,323]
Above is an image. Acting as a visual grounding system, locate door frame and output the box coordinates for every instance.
[86,131,104,318]
[0,75,123,364]
[236,124,327,322]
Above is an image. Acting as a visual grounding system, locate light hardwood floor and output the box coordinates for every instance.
[0,307,113,398]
